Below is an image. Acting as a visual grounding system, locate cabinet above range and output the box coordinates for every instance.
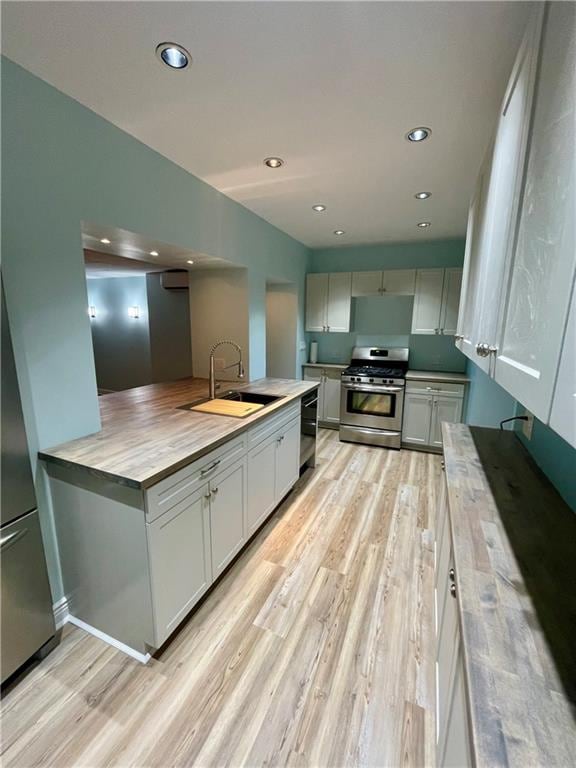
[305,267,463,336]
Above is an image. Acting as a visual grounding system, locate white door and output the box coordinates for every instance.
[440,269,463,336]
[322,369,342,424]
[326,273,352,332]
[147,487,212,646]
[549,278,576,448]
[430,397,463,449]
[247,435,277,535]
[382,269,416,295]
[275,417,301,502]
[209,457,247,578]
[305,273,328,332]
[402,392,433,446]
[352,271,382,297]
[303,367,325,421]
[495,3,576,421]
[412,270,444,334]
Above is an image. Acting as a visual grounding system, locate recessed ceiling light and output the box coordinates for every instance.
[150,250,159,257]
[100,238,111,244]
[156,43,191,70]
[334,230,345,236]
[312,204,326,212]
[406,127,431,142]
[415,192,431,200]
[264,157,284,168]
[417,221,431,228]
[187,260,194,265]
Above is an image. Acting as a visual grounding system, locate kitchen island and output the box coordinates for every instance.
[40,377,318,660]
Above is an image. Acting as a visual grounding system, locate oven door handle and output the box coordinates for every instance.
[342,384,404,394]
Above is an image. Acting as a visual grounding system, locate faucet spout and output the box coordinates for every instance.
[209,340,245,399]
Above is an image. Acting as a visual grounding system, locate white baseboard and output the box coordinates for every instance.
[67,615,151,664]
[52,596,70,629]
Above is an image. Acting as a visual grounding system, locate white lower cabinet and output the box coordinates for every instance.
[147,487,212,647]
[209,457,247,578]
[303,366,342,427]
[247,414,300,535]
[403,381,464,451]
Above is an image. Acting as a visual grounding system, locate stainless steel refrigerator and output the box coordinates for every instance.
[1,281,55,684]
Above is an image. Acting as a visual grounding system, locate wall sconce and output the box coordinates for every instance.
[88,306,97,319]
[128,305,140,319]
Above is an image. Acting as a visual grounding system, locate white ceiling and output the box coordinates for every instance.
[3,1,531,247]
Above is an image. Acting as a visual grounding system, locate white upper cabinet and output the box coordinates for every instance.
[306,272,351,332]
[412,269,462,335]
[305,273,329,332]
[494,2,575,421]
[382,269,416,295]
[326,273,352,332]
[351,271,382,297]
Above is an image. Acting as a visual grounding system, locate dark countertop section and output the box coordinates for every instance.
[39,377,318,490]
[442,423,576,767]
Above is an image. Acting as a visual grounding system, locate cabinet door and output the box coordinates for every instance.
[440,269,463,335]
[382,269,416,295]
[247,435,277,536]
[322,369,342,424]
[326,273,352,332]
[412,270,444,334]
[549,277,576,448]
[430,397,463,449]
[441,648,473,768]
[436,556,459,757]
[402,392,433,446]
[209,457,247,579]
[275,417,301,502]
[147,487,212,646]
[352,271,382,297]
[495,3,576,420]
[303,367,325,421]
[305,274,328,332]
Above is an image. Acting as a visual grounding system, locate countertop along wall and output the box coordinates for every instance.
[306,240,467,372]
[1,58,310,599]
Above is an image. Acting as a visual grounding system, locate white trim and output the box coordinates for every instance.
[52,596,70,629]
[67,615,151,664]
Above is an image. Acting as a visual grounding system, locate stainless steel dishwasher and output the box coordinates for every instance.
[300,390,318,469]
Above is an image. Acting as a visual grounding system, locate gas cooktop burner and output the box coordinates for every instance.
[344,365,407,378]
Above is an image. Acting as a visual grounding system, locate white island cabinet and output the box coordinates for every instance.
[46,397,305,660]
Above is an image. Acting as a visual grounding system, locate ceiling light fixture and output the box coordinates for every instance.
[406,127,431,142]
[334,230,345,236]
[264,157,284,168]
[100,238,111,244]
[415,192,431,200]
[156,42,191,70]
[417,221,431,228]
[187,260,194,265]
[150,250,159,257]
[312,204,326,212]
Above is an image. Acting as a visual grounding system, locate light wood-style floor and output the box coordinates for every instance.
[1,430,441,768]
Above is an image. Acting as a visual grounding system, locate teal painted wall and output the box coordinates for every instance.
[465,360,576,513]
[1,58,309,599]
[306,240,467,372]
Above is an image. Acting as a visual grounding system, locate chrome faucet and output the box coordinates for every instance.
[209,340,245,399]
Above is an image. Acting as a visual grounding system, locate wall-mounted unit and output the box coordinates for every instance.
[161,271,189,290]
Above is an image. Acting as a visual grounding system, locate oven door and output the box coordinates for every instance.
[340,383,404,431]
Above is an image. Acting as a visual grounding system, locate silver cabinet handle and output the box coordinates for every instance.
[450,583,457,598]
[277,434,285,443]
[201,459,221,476]
[0,529,27,551]
[211,486,219,495]
[454,334,463,341]
[449,568,455,582]
[425,386,441,391]
[204,491,212,500]
[476,342,492,357]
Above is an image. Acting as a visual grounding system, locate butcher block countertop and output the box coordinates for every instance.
[442,423,576,767]
[39,377,317,490]
[406,369,470,384]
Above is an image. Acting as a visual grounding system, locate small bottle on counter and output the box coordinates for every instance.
[309,341,318,364]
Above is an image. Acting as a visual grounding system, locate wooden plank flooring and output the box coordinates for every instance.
[1,430,441,768]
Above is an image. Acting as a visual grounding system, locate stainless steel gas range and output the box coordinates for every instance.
[339,347,409,449]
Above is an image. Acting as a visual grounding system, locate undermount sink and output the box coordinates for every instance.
[220,391,284,405]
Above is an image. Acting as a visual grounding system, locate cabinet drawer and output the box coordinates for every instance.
[145,434,246,522]
[246,401,300,449]
[406,380,465,398]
